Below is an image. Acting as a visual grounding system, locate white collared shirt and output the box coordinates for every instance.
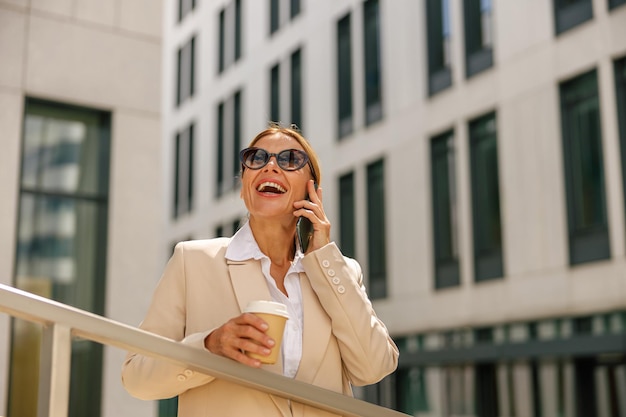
[224,222,304,378]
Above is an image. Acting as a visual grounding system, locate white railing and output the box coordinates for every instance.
[0,283,409,417]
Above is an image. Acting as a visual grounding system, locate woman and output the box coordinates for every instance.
[122,125,398,416]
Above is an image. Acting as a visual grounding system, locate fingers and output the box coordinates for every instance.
[205,313,276,367]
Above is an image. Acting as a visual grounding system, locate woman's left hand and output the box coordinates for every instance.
[293,180,331,254]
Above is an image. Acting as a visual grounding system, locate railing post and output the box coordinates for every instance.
[37,323,72,417]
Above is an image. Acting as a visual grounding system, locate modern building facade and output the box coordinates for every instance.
[0,1,164,417]
[162,0,626,416]
[2,0,626,417]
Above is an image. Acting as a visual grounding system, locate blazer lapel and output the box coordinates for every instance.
[226,259,283,376]
[295,272,332,384]
[226,259,271,312]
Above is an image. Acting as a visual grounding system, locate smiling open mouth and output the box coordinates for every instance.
[257,181,287,194]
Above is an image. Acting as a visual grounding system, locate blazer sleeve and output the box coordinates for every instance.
[301,242,399,386]
[121,243,216,400]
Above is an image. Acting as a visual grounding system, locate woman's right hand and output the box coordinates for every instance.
[204,313,275,367]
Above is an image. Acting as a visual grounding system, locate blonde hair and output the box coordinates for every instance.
[243,123,321,185]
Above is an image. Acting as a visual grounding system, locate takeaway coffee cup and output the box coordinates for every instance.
[243,300,289,364]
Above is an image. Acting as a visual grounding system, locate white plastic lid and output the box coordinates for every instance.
[244,300,290,319]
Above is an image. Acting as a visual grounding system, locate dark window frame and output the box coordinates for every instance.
[463,0,493,78]
[367,159,387,299]
[560,69,611,265]
[553,0,593,35]
[337,13,353,139]
[10,97,111,417]
[338,172,356,258]
[270,63,280,122]
[290,48,303,130]
[363,0,383,125]
[469,112,504,281]
[426,0,452,95]
[431,130,460,289]
[615,57,626,238]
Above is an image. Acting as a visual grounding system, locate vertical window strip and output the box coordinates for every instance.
[290,0,301,19]
[291,48,302,130]
[366,159,387,299]
[188,124,194,213]
[469,112,504,281]
[553,0,594,35]
[431,131,460,289]
[270,63,280,122]
[560,69,610,265]
[339,172,356,258]
[174,132,181,217]
[363,0,382,125]
[337,13,353,138]
[270,0,280,33]
[426,0,453,95]
[615,57,626,227]
[218,10,225,73]
[216,102,225,196]
[233,91,242,179]
[463,0,493,77]
[234,0,242,61]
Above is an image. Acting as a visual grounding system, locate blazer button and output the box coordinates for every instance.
[327,269,336,277]
[184,369,194,377]
[332,277,341,285]
[322,260,330,268]
[337,285,346,294]
[177,374,187,381]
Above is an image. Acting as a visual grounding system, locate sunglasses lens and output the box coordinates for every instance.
[278,150,307,170]
[242,148,269,169]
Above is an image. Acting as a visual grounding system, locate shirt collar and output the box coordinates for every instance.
[225,221,305,271]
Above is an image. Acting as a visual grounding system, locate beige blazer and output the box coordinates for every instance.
[122,239,398,417]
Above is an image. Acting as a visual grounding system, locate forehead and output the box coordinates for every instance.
[254,132,304,151]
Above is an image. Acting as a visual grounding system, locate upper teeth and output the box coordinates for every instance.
[257,182,286,193]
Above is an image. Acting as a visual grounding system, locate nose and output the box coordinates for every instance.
[264,155,280,170]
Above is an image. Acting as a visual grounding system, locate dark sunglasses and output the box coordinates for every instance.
[240,147,316,180]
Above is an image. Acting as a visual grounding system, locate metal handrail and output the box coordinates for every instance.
[0,283,409,417]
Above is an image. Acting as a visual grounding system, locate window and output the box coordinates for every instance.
[158,397,178,417]
[290,0,301,18]
[216,90,243,197]
[339,172,356,258]
[463,0,493,78]
[337,13,353,138]
[560,69,610,265]
[431,130,460,289]
[363,0,383,125]
[367,159,387,299]
[291,48,302,129]
[9,98,111,417]
[270,63,280,122]
[218,0,242,74]
[270,0,280,34]
[615,57,626,228]
[173,123,194,218]
[469,112,504,281]
[475,363,499,417]
[609,0,626,9]
[178,0,196,22]
[426,0,452,95]
[396,367,429,414]
[176,35,196,107]
[553,0,593,35]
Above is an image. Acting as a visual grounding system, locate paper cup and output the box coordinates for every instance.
[243,300,289,364]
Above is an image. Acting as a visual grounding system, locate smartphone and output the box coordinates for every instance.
[296,183,317,253]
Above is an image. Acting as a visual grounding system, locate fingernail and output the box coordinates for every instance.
[267,339,275,347]
[260,323,269,331]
